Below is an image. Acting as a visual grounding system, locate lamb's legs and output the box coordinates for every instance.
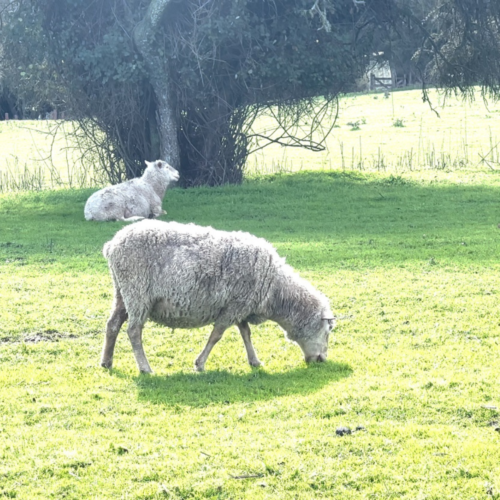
[150,209,167,218]
[237,321,262,367]
[150,196,166,218]
[127,319,153,374]
[100,293,128,369]
[194,324,227,372]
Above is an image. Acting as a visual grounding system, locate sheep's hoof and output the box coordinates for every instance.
[249,359,262,367]
[100,360,113,369]
[194,360,205,372]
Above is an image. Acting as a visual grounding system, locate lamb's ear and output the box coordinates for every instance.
[156,160,163,168]
[144,160,153,168]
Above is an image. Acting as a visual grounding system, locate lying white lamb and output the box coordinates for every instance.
[101,220,335,373]
[84,160,179,221]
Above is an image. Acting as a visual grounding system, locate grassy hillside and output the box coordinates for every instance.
[1,170,499,498]
[0,121,100,191]
[248,88,500,173]
[1,87,500,191]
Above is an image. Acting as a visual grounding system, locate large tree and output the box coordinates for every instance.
[1,0,383,184]
[1,0,499,185]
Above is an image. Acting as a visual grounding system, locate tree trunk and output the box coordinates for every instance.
[133,0,180,169]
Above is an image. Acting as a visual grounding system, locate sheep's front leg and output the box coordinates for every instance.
[127,319,153,373]
[150,195,166,218]
[100,292,128,369]
[149,209,167,219]
[238,321,262,367]
[194,324,227,372]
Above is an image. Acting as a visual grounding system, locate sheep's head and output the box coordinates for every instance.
[295,313,335,363]
[145,159,180,184]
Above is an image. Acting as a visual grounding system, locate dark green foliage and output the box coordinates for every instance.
[167,0,369,103]
[0,1,63,118]
[425,0,500,98]
[371,0,438,85]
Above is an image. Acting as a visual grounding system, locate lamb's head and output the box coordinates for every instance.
[144,159,180,185]
[293,306,335,363]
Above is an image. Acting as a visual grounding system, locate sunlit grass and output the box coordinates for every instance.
[2,88,500,192]
[247,88,500,174]
[1,170,500,498]
[0,121,100,191]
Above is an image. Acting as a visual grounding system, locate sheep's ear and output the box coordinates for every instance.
[156,160,163,168]
[144,160,152,168]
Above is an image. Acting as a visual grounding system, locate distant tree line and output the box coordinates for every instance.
[1,0,499,185]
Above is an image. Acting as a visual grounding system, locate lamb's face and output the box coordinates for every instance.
[295,312,335,363]
[145,160,180,184]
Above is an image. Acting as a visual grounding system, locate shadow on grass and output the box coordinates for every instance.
[2,171,499,269]
[122,361,352,407]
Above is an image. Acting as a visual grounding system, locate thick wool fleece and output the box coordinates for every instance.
[84,160,179,221]
[103,220,333,343]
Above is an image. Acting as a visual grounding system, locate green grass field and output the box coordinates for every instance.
[249,87,500,174]
[1,87,500,191]
[0,120,100,192]
[1,168,500,499]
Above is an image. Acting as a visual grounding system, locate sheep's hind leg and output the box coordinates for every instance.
[194,324,227,372]
[238,321,262,367]
[127,319,153,374]
[100,292,128,369]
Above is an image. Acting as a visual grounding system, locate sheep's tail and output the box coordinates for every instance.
[103,241,113,260]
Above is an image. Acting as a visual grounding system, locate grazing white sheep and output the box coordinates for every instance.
[84,160,179,221]
[101,220,335,373]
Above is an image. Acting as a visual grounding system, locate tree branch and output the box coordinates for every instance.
[133,0,180,168]
[134,0,173,47]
